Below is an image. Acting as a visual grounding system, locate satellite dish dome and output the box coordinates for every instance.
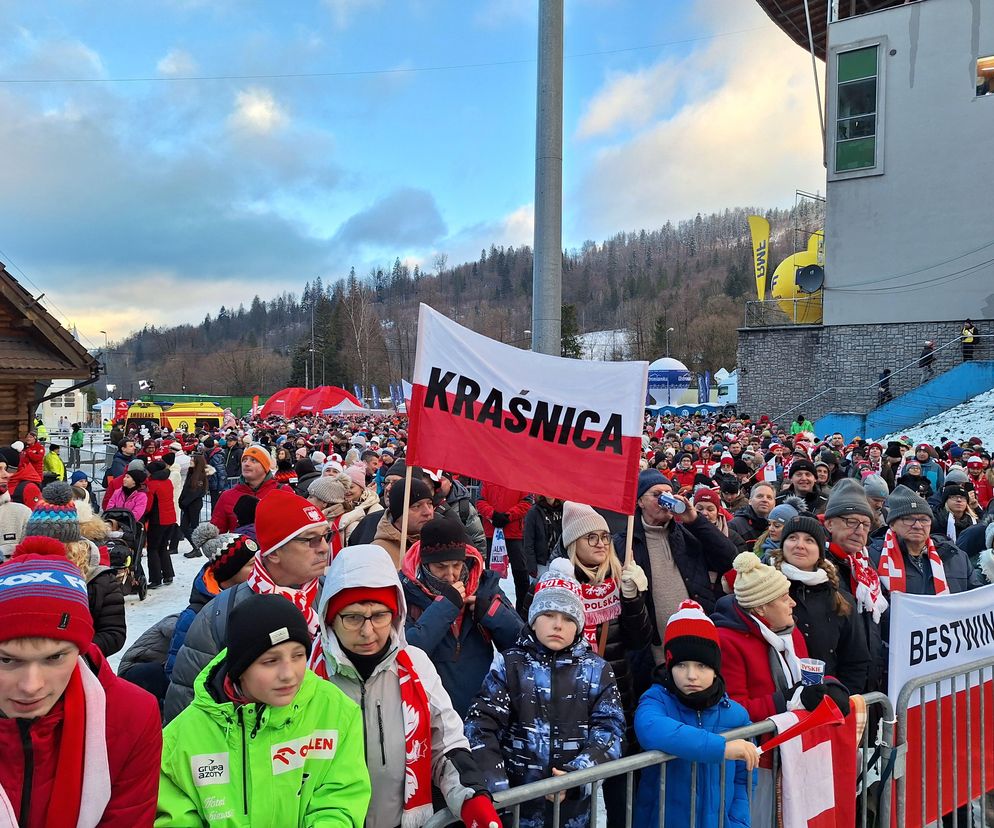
[647,357,692,406]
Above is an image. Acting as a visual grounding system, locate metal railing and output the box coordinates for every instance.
[770,331,994,426]
[895,655,994,828]
[425,692,895,828]
[744,296,824,328]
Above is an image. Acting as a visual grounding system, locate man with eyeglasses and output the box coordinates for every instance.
[824,480,888,693]
[164,488,332,722]
[868,486,982,662]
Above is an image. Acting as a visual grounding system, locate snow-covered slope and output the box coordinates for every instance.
[880,388,994,445]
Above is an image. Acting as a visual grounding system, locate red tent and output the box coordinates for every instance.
[291,386,363,416]
[258,387,309,419]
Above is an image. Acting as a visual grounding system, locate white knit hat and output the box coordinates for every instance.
[561,501,609,549]
[732,552,790,609]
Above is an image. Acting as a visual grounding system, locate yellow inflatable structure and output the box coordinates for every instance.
[769,231,824,324]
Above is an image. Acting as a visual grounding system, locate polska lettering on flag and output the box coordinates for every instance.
[888,584,994,825]
[407,304,648,513]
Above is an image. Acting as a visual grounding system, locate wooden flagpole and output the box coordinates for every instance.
[397,464,414,565]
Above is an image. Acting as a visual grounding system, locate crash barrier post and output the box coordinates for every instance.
[895,654,994,827]
[424,692,895,828]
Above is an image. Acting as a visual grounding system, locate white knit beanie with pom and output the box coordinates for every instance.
[732,552,790,609]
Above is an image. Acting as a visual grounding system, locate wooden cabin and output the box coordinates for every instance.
[0,263,100,445]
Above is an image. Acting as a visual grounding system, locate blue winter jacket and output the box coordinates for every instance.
[402,560,523,717]
[464,630,626,828]
[164,565,217,678]
[634,683,753,828]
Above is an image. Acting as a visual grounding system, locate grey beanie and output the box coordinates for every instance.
[528,557,585,631]
[824,478,874,519]
[768,502,799,524]
[863,474,889,500]
[307,475,347,506]
[886,484,933,524]
[127,458,146,472]
[945,467,969,485]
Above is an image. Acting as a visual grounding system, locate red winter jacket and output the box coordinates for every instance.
[210,477,283,533]
[475,482,531,540]
[969,472,993,510]
[145,474,178,526]
[711,594,809,723]
[0,645,161,827]
[8,478,42,509]
[22,442,45,479]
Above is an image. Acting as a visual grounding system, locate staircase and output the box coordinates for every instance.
[815,361,994,441]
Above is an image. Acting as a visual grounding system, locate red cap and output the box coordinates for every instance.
[255,489,327,556]
[324,586,398,624]
[692,488,722,508]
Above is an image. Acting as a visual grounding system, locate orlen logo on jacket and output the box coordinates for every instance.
[191,753,230,786]
[271,731,338,775]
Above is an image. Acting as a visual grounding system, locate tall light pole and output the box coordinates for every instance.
[531,0,563,357]
[665,327,674,357]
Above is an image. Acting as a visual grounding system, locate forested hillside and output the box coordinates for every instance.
[104,201,822,398]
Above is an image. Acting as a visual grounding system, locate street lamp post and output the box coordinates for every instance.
[665,327,675,357]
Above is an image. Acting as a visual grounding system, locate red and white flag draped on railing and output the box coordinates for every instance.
[407,304,648,514]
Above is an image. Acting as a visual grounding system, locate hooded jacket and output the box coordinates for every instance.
[400,541,523,716]
[210,477,283,533]
[315,545,488,828]
[0,491,31,560]
[82,540,127,656]
[634,682,752,828]
[711,594,810,723]
[157,650,370,828]
[463,629,626,828]
[0,646,161,828]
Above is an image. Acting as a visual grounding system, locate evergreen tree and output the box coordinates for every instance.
[561,304,582,359]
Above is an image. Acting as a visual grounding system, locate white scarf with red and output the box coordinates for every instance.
[246,555,321,638]
[309,639,434,827]
[580,579,621,653]
[877,528,949,596]
[827,542,888,623]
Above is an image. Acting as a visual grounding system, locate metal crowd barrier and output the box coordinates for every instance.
[895,655,994,828]
[425,692,895,828]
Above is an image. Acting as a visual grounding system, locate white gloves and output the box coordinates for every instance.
[620,563,648,598]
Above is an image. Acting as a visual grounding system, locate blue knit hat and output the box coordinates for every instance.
[25,482,81,544]
[638,469,672,500]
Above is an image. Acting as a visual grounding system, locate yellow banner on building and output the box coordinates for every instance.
[747,215,770,301]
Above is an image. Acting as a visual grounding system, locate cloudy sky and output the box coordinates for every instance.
[0,0,825,345]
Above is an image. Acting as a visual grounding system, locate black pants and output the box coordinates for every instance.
[167,523,182,554]
[964,342,975,361]
[146,523,175,585]
[68,446,81,468]
[180,498,204,547]
[603,769,639,825]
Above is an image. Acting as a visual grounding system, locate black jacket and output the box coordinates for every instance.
[613,510,738,642]
[346,508,384,547]
[785,577,870,694]
[522,502,562,569]
[88,569,127,656]
[826,545,885,693]
[777,486,829,515]
[728,505,769,546]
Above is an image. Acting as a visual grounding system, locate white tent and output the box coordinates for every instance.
[321,400,372,414]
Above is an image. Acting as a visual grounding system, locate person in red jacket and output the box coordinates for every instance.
[145,460,178,588]
[2,445,42,509]
[966,456,993,510]
[712,552,849,723]
[210,444,283,532]
[671,452,698,492]
[475,481,532,615]
[0,536,161,826]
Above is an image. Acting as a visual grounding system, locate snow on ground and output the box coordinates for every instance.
[879,388,994,445]
[578,329,629,361]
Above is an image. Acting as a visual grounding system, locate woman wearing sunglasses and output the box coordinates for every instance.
[311,543,502,828]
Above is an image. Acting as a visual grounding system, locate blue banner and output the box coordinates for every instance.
[353,384,364,407]
[371,385,381,408]
[647,404,724,417]
[698,370,711,404]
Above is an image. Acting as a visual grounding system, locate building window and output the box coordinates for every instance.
[49,394,76,408]
[836,46,878,172]
[978,56,994,97]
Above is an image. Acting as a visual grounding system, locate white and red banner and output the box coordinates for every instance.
[407,304,648,513]
[760,457,778,482]
[767,699,859,827]
[888,584,994,825]
[251,395,260,419]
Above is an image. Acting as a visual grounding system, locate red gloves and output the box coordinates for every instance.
[461,793,502,828]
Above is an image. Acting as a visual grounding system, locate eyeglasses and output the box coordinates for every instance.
[295,531,334,548]
[338,610,394,631]
[840,517,871,532]
[583,532,613,547]
[898,516,931,527]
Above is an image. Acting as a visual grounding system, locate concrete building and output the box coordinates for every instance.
[740,0,994,423]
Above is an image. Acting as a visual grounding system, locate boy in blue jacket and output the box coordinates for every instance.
[634,599,758,827]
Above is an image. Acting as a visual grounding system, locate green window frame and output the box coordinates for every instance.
[835,46,878,172]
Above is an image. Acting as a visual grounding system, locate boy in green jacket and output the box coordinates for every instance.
[157,594,371,827]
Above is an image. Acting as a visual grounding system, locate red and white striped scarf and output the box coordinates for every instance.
[877,528,949,596]
[245,555,321,638]
[309,639,434,827]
